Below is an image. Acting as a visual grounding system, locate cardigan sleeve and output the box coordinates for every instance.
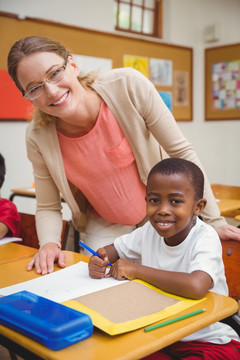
[26,125,63,248]
[133,70,226,229]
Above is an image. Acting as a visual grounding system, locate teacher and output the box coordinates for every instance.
[7,36,240,274]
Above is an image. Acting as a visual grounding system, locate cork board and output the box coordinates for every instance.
[205,43,240,120]
[0,13,192,121]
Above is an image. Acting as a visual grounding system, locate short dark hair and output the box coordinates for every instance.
[0,153,6,188]
[148,158,204,200]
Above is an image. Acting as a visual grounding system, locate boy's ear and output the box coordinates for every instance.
[194,198,207,216]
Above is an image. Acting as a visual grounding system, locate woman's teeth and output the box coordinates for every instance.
[53,92,68,105]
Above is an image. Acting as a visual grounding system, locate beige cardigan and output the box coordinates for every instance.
[26,68,225,248]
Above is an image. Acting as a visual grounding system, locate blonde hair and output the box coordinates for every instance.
[8,36,97,127]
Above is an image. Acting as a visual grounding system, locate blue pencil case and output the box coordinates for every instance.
[0,290,93,350]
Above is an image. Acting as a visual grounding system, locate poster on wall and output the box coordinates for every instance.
[149,58,172,86]
[205,43,240,120]
[73,55,112,75]
[173,70,189,107]
[211,60,240,110]
[158,91,172,112]
[123,55,149,78]
[0,70,34,121]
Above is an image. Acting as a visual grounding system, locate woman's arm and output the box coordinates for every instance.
[26,126,65,274]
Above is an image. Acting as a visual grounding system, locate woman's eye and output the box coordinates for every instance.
[50,69,60,79]
[29,85,42,94]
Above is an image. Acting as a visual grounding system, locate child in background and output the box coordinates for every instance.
[0,153,20,239]
[89,158,240,359]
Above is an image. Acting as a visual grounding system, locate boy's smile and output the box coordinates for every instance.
[146,172,205,246]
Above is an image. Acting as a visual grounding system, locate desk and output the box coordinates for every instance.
[234,214,240,222]
[0,243,37,265]
[217,198,240,217]
[9,187,36,202]
[0,246,238,360]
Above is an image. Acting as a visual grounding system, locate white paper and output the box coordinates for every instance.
[73,54,112,75]
[0,262,127,302]
[0,237,22,246]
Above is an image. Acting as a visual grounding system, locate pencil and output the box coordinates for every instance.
[79,241,112,267]
[144,308,206,332]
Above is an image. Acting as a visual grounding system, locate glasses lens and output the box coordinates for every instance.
[24,84,44,100]
[48,66,65,84]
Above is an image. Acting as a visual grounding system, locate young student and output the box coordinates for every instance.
[0,153,21,239]
[88,158,240,360]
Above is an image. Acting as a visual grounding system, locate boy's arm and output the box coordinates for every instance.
[88,246,212,299]
[109,260,213,300]
[88,244,119,279]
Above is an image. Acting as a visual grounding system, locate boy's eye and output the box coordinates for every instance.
[148,198,159,204]
[171,199,182,204]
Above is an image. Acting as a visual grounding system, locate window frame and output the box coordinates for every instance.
[115,0,163,38]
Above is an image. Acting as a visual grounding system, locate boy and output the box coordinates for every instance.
[0,153,20,239]
[89,158,240,359]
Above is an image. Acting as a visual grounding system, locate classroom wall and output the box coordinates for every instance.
[0,0,239,215]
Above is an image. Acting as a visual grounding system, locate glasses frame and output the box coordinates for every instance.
[22,58,68,101]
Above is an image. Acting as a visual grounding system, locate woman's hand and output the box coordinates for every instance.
[26,243,65,275]
[216,224,240,242]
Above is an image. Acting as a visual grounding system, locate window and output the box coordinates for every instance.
[114,0,162,38]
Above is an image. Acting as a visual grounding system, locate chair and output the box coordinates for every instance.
[19,212,69,250]
[221,240,240,301]
[211,184,240,217]
[220,239,240,335]
[234,214,240,223]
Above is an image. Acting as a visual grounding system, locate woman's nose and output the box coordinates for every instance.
[44,82,59,97]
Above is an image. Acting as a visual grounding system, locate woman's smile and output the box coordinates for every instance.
[51,91,69,106]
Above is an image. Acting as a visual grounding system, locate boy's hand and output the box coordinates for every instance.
[88,247,110,278]
[107,258,136,281]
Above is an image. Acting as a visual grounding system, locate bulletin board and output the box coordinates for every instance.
[0,13,193,121]
[205,43,240,120]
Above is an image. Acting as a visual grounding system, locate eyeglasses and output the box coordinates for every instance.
[22,58,68,101]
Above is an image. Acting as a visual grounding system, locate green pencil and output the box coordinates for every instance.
[144,308,206,332]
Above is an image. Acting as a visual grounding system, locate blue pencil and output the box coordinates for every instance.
[79,241,112,267]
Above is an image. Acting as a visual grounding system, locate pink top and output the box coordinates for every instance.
[57,100,146,225]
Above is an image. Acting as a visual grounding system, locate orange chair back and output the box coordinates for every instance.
[19,212,69,250]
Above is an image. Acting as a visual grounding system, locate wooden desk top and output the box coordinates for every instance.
[11,187,35,194]
[0,243,38,265]
[0,248,238,360]
[217,198,240,216]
